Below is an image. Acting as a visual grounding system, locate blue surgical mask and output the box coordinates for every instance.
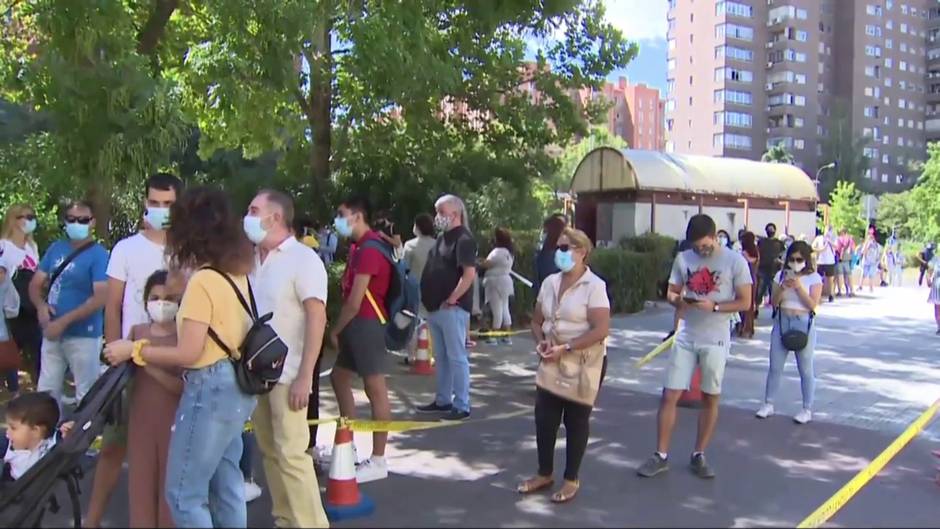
[554,249,575,272]
[334,216,353,238]
[242,215,268,244]
[65,223,90,241]
[144,207,170,230]
[22,219,37,235]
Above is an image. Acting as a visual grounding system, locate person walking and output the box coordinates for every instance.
[104,185,258,528]
[812,227,837,303]
[927,250,940,334]
[416,194,478,421]
[637,214,752,480]
[757,224,784,308]
[480,227,515,346]
[86,172,182,529]
[834,228,857,297]
[918,243,936,287]
[738,231,759,337]
[860,231,884,294]
[755,241,823,424]
[517,228,609,503]
[328,195,394,483]
[243,190,330,527]
[1,204,42,380]
[29,200,109,407]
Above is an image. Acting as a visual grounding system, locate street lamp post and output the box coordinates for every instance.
[815,162,837,197]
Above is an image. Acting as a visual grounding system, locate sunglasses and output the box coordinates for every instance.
[16,214,36,221]
[557,244,580,252]
[65,216,93,225]
[788,258,805,264]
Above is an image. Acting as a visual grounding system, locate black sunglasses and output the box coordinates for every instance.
[65,216,93,225]
[16,214,36,221]
[557,244,580,252]
[788,257,805,264]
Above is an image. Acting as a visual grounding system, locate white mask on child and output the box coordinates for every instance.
[147,300,179,324]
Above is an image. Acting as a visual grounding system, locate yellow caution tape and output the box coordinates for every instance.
[797,398,940,528]
[244,417,340,433]
[470,329,530,337]
[346,418,466,433]
[635,335,675,368]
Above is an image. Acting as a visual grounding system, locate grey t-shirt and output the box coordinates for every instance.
[669,247,753,345]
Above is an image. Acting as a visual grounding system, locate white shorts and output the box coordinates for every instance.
[664,337,730,395]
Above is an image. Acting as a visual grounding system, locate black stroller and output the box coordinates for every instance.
[0,364,133,528]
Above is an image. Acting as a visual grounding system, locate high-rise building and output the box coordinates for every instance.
[666,0,932,191]
[576,77,666,150]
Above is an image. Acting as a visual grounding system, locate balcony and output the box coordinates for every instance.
[926,118,940,133]
[767,15,793,30]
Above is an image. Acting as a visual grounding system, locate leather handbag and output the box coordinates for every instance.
[535,280,606,407]
[0,339,21,371]
[777,308,814,352]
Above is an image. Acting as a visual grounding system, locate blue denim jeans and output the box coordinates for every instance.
[427,306,471,413]
[763,312,817,410]
[165,360,256,528]
[239,432,255,479]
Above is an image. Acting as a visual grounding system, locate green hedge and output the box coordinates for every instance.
[590,248,661,314]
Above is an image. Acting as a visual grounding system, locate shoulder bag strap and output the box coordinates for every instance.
[358,240,390,324]
[47,241,95,295]
[202,267,257,320]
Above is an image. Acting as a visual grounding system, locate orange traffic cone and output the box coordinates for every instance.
[412,324,434,376]
[678,367,703,408]
[324,422,375,520]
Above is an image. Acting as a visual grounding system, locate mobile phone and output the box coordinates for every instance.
[682,296,699,304]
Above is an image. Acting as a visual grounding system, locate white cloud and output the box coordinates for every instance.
[603,0,668,43]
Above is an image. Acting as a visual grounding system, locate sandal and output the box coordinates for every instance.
[550,480,580,503]
[517,476,554,494]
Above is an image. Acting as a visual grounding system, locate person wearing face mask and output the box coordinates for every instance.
[28,200,109,409]
[756,241,823,424]
[637,214,752,480]
[242,190,330,526]
[125,270,184,527]
[716,230,732,249]
[517,228,610,504]
[329,195,395,483]
[416,194,478,421]
[82,173,183,528]
[0,204,42,388]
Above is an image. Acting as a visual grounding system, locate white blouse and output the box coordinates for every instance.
[538,268,610,344]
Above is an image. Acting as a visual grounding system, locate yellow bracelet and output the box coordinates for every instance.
[131,339,150,367]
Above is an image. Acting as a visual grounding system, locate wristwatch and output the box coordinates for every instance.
[713,304,721,313]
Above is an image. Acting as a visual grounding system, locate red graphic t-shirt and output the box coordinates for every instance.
[341,230,392,320]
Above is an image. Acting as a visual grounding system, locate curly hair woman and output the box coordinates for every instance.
[104,186,257,528]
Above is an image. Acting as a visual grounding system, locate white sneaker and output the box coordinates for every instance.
[755,403,775,419]
[311,443,357,466]
[244,480,263,503]
[355,457,388,484]
[794,409,813,424]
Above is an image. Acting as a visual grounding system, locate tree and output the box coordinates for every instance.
[876,191,916,241]
[905,143,940,243]
[826,180,866,238]
[761,144,794,164]
[553,125,628,190]
[820,99,871,199]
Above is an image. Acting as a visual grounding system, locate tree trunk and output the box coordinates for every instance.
[137,0,179,55]
[308,2,333,215]
[88,174,113,246]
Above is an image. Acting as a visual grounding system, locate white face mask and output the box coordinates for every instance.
[789,260,806,273]
[147,300,179,324]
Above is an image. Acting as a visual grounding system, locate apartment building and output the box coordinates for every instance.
[576,77,666,150]
[666,0,932,191]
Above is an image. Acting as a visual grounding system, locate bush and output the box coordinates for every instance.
[591,248,661,313]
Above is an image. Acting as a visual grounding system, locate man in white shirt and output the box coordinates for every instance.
[85,173,181,528]
[244,189,329,528]
[812,226,837,303]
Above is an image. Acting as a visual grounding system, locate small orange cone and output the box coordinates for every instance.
[325,422,375,520]
[412,324,434,376]
[678,367,703,408]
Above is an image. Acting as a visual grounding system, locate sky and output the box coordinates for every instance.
[602,0,669,92]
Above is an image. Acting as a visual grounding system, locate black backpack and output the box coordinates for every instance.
[204,268,288,395]
[358,239,421,351]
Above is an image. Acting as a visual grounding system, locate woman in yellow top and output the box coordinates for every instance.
[105,186,257,528]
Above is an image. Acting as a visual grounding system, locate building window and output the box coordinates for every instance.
[885,58,893,68]
[714,133,752,150]
[866,25,883,37]
[715,45,754,62]
[714,110,753,128]
[668,58,676,70]
[716,23,754,41]
[716,1,753,18]
[714,89,753,105]
[886,38,893,49]
[864,45,882,57]
[794,139,805,150]
[901,42,908,52]
[866,4,883,16]
[901,23,908,33]
[900,60,907,71]
[797,30,808,42]
[715,67,753,83]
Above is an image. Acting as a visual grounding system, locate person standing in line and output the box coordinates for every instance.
[29,201,109,407]
[328,195,394,483]
[738,231,759,338]
[85,172,181,529]
[927,250,940,334]
[860,231,884,294]
[756,241,823,424]
[480,227,515,346]
[717,230,732,249]
[416,194,478,421]
[637,214,752,480]
[756,223,784,309]
[400,214,437,364]
[834,228,857,297]
[534,215,566,295]
[318,223,338,266]
[243,190,330,527]
[517,228,610,503]
[885,235,904,287]
[104,186,257,528]
[1,204,42,381]
[917,242,936,287]
[811,227,837,303]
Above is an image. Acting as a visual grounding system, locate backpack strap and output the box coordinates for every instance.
[201,267,258,358]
